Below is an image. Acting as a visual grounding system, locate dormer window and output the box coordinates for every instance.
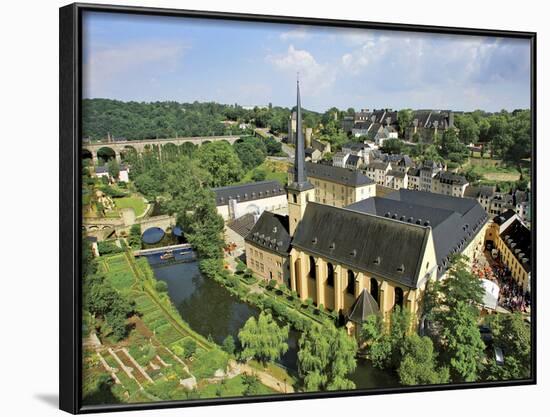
[373,256,381,265]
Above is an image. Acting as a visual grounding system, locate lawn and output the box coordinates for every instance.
[466,157,523,182]
[241,160,290,185]
[114,195,148,217]
[198,375,276,398]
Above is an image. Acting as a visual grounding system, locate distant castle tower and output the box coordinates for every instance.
[286,79,314,237]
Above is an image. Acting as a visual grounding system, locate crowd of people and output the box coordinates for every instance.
[472,252,531,313]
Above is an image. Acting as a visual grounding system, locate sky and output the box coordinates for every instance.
[82,11,531,113]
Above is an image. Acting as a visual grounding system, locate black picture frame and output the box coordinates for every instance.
[59,2,537,414]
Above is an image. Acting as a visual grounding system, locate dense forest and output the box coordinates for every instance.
[82,98,325,141]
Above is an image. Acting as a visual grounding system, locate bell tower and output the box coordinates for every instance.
[286,78,314,236]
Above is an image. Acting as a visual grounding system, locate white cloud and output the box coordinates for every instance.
[265,45,335,95]
[83,40,188,96]
[279,26,310,41]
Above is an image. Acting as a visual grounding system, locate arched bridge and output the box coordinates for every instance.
[83,135,241,164]
[83,214,176,240]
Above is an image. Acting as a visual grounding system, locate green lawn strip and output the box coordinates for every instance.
[114,195,147,217]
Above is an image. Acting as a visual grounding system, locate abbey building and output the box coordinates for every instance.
[244,81,488,330]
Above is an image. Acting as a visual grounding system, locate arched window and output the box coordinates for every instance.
[327,263,334,287]
[370,278,379,303]
[394,287,404,309]
[347,269,355,295]
[309,256,316,279]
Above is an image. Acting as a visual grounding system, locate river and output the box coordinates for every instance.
[145,254,398,390]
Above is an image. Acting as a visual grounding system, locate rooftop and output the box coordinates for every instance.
[347,190,488,276]
[213,180,285,206]
[292,202,431,288]
[304,162,374,187]
[245,211,291,256]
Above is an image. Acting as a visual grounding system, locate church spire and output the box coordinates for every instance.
[288,78,312,191]
[294,77,306,184]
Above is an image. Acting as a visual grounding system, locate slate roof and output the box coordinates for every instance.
[435,171,469,186]
[245,211,291,256]
[346,154,361,167]
[348,289,380,323]
[464,185,496,199]
[305,162,374,187]
[493,209,516,226]
[500,219,531,272]
[387,170,406,178]
[347,190,488,276]
[292,202,431,288]
[398,155,413,167]
[227,213,256,238]
[365,161,390,171]
[213,180,285,207]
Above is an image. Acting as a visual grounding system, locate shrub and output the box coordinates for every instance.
[155,280,168,293]
[97,240,124,255]
[268,279,278,289]
[192,348,229,379]
[181,338,197,359]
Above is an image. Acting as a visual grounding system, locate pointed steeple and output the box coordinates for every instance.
[288,78,313,192]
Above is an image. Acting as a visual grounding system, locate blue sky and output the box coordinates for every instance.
[82,11,531,112]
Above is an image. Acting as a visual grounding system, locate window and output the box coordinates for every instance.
[327,263,335,287]
[370,278,379,303]
[292,193,297,203]
[309,256,316,279]
[347,269,355,295]
[394,287,404,309]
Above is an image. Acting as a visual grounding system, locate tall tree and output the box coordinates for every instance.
[398,334,449,385]
[455,114,480,144]
[397,109,413,137]
[298,325,357,391]
[485,313,531,380]
[238,312,289,366]
[196,141,244,187]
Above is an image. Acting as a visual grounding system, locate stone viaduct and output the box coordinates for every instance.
[83,213,176,241]
[82,135,241,164]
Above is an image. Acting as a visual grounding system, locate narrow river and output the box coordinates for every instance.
[145,254,398,390]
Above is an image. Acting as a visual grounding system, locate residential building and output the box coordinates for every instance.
[245,212,291,285]
[485,210,531,292]
[404,110,454,143]
[304,162,375,207]
[432,171,469,197]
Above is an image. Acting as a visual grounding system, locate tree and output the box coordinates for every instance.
[238,312,289,365]
[455,114,480,144]
[242,374,263,396]
[233,136,267,171]
[298,325,357,391]
[181,338,197,358]
[398,334,449,385]
[361,307,411,370]
[437,255,485,311]
[380,138,404,155]
[128,224,142,249]
[197,141,244,187]
[397,109,413,137]
[222,335,236,355]
[155,280,168,293]
[107,159,120,181]
[440,301,486,382]
[251,169,267,182]
[439,128,469,165]
[264,136,283,156]
[485,313,531,380]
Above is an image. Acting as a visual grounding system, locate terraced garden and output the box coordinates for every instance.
[83,252,280,405]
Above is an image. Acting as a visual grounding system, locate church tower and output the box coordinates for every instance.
[286,79,314,237]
